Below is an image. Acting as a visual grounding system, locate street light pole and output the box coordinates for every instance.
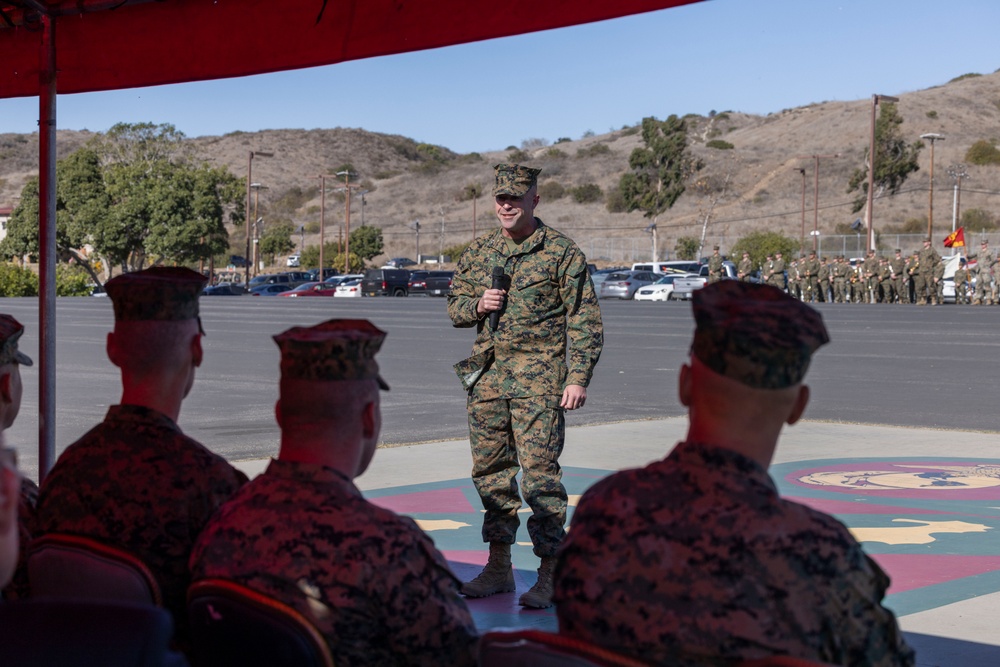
[947,164,969,233]
[920,133,944,239]
[865,95,899,252]
[797,168,806,253]
[336,170,358,273]
[245,150,272,289]
[797,153,839,252]
[250,183,267,278]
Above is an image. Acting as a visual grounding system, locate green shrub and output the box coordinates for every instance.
[926,110,938,119]
[570,183,603,204]
[443,242,471,260]
[962,208,997,231]
[674,237,699,260]
[538,181,566,200]
[706,139,734,150]
[966,140,1000,165]
[605,186,627,213]
[305,221,320,234]
[576,143,611,158]
[949,73,982,83]
[507,149,529,162]
[619,125,640,136]
[555,137,572,144]
[544,148,567,159]
[56,264,92,296]
[0,263,38,296]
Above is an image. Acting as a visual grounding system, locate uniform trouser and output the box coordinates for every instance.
[891,277,904,303]
[468,394,566,557]
[975,278,992,304]
[913,274,928,302]
[880,281,891,303]
[818,280,829,302]
[955,282,969,304]
[833,279,846,302]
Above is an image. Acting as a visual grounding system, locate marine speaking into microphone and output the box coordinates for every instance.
[489,265,505,331]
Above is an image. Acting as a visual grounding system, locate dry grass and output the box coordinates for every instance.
[2,71,999,265]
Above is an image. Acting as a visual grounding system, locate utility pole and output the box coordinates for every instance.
[796,168,806,253]
[335,170,362,274]
[244,150,272,289]
[920,133,945,239]
[947,164,969,233]
[797,153,840,252]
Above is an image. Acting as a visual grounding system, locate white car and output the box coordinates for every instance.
[334,279,362,298]
[287,254,301,267]
[633,273,692,301]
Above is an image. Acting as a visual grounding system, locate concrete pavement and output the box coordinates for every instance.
[233,417,1000,667]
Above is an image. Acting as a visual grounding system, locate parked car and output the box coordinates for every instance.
[362,268,410,296]
[249,284,292,296]
[334,279,363,298]
[309,268,340,282]
[228,255,247,268]
[589,267,629,290]
[323,273,364,287]
[631,261,702,275]
[203,283,244,296]
[671,261,739,300]
[286,254,300,267]
[279,282,323,297]
[385,257,417,268]
[633,273,694,301]
[598,270,659,300]
[408,270,454,296]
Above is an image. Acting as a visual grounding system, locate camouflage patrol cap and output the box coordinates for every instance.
[105,267,207,325]
[691,281,829,389]
[0,315,32,367]
[274,319,390,390]
[492,163,542,197]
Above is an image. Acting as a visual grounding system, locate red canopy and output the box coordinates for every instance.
[1,0,700,99]
[2,0,702,478]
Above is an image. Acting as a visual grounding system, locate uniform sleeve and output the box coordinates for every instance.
[381,524,479,667]
[826,540,915,666]
[447,246,485,329]
[560,247,603,388]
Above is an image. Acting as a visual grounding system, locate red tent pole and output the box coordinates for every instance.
[38,13,57,480]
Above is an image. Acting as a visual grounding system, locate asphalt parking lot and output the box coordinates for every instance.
[3,296,999,479]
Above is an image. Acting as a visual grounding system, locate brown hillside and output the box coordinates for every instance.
[2,71,999,265]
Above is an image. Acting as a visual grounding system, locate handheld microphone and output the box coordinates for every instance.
[489,265,505,332]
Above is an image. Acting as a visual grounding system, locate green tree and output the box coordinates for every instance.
[570,183,603,203]
[56,264,93,296]
[259,222,296,263]
[349,226,384,261]
[846,103,922,213]
[730,231,798,272]
[673,237,700,260]
[301,243,365,272]
[1,148,109,284]
[618,115,700,224]
[0,263,39,297]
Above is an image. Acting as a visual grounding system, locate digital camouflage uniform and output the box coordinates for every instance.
[34,266,247,640]
[917,243,940,305]
[707,251,724,284]
[974,248,994,305]
[833,258,848,303]
[737,256,753,282]
[448,220,603,556]
[890,252,906,304]
[554,441,915,667]
[801,254,820,302]
[879,259,892,303]
[35,404,248,633]
[191,459,477,667]
[768,255,786,291]
[954,263,970,304]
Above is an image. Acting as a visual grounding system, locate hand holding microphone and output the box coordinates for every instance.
[488,265,506,332]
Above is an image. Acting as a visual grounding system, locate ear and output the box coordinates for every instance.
[106,331,122,368]
[191,334,203,368]
[678,363,692,408]
[274,399,284,429]
[361,400,377,440]
[786,385,810,426]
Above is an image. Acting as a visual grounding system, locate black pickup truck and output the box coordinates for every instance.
[407,270,454,296]
[362,268,411,296]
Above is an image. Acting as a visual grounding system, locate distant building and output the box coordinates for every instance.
[0,206,11,245]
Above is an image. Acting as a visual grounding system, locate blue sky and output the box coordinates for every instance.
[2,0,998,154]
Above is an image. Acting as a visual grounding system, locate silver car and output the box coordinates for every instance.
[598,270,659,300]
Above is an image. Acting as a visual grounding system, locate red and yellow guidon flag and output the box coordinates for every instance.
[944,227,966,248]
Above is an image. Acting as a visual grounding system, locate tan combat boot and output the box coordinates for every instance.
[461,542,515,598]
[518,556,557,609]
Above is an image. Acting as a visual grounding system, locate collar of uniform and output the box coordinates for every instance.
[264,457,361,495]
[487,218,547,258]
[105,403,182,433]
[669,440,776,494]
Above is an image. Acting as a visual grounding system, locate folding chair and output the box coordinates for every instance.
[187,578,333,667]
[27,533,162,605]
[479,628,651,667]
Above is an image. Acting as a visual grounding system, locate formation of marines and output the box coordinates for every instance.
[759,239,997,305]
